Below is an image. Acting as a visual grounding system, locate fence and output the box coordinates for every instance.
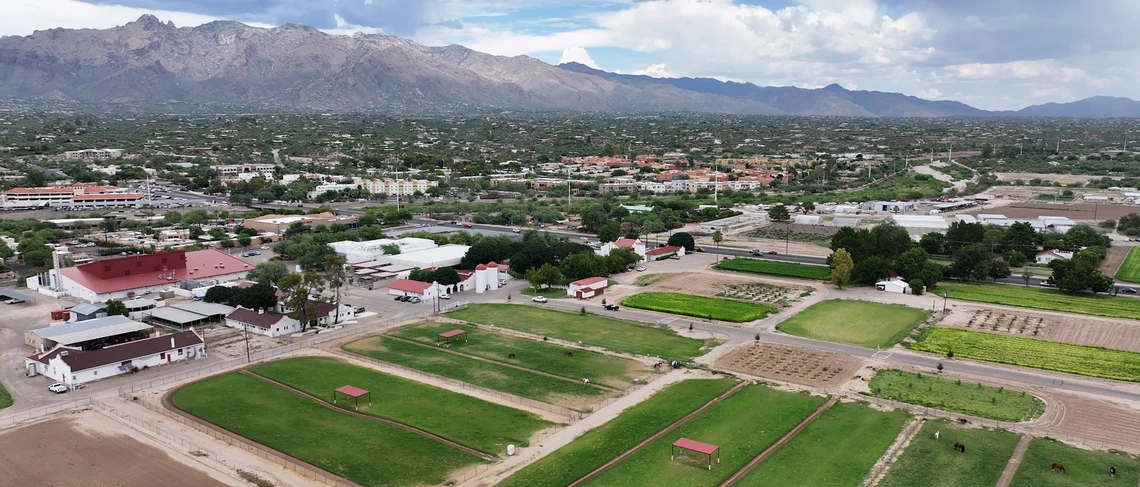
[0,397,93,431]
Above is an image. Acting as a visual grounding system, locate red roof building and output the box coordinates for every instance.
[568,276,609,299]
[40,249,251,303]
[25,330,206,385]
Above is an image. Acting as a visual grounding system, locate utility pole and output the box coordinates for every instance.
[567,166,571,206]
[243,323,251,363]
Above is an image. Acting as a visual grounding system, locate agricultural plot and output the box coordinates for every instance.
[447,304,708,360]
[737,401,910,487]
[715,342,862,387]
[959,309,1047,336]
[878,419,1021,487]
[1117,247,1140,283]
[716,282,811,308]
[172,373,481,487]
[868,370,1044,422]
[343,336,609,410]
[1010,438,1140,487]
[248,357,551,454]
[498,378,739,487]
[390,322,652,389]
[582,385,826,487]
[621,292,777,323]
[909,328,1140,382]
[714,258,832,280]
[776,300,929,348]
[941,283,1140,321]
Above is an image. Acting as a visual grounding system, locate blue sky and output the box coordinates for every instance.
[3,0,1139,110]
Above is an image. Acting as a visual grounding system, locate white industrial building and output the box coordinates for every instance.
[383,244,472,269]
[892,215,951,236]
[860,201,917,213]
[62,148,124,160]
[25,330,205,385]
[794,215,821,225]
[329,238,438,264]
[876,278,911,294]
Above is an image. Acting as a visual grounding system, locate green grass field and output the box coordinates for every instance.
[0,381,11,410]
[621,292,777,323]
[878,420,1021,487]
[1010,438,1140,486]
[941,283,1140,320]
[498,378,739,487]
[390,323,649,389]
[714,258,832,280]
[868,370,1044,422]
[521,287,567,298]
[583,385,826,487]
[909,328,1140,382]
[172,373,481,487]
[737,401,910,487]
[343,335,608,409]
[447,304,708,360]
[248,357,551,454]
[1116,247,1140,283]
[775,300,929,348]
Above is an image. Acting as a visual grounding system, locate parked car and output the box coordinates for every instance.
[694,247,704,252]
[439,293,451,300]
[353,306,366,313]
[463,223,472,228]
[48,383,68,394]
[636,265,647,271]
[5,298,24,304]
[750,249,762,256]
[532,296,548,303]
[767,251,778,255]
[409,296,422,303]
[260,246,270,250]
[512,228,521,233]
[1123,288,1138,295]
[1040,280,1053,287]
[394,295,405,301]
[499,280,507,286]
[603,304,620,311]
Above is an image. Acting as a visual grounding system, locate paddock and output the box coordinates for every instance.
[672,438,721,470]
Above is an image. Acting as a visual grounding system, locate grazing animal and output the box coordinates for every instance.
[564,351,574,357]
[583,379,591,386]
[958,418,970,424]
[953,443,966,453]
[508,353,516,359]
[934,431,940,440]
[1110,466,1116,477]
[1051,463,1067,474]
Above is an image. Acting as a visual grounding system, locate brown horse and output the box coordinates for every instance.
[1051,463,1067,474]
[564,351,574,357]
[508,353,516,359]
[953,443,966,453]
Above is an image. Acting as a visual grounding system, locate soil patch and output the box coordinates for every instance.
[964,202,1139,221]
[942,306,1140,353]
[715,342,863,387]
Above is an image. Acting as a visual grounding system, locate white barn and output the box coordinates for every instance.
[26,330,205,385]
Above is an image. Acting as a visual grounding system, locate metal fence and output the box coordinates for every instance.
[0,397,94,431]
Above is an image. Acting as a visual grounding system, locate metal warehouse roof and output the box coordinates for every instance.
[172,301,234,316]
[148,307,210,325]
[33,315,153,345]
[0,288,34,301]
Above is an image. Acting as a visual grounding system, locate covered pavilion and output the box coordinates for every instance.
[333,385,371,411]
[671,438,721,470]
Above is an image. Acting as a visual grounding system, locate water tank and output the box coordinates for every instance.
[507,444,516,456]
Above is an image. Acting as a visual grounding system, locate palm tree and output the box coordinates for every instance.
[324,254,350,325]
[712,230,724,262]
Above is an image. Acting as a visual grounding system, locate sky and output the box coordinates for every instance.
[2,0,1137,111]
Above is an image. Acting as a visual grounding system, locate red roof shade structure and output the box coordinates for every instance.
[437,329,468,346]
[672,438,721,470]
[333,385,372,411]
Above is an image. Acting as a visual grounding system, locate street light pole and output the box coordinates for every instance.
[942,292,948,314]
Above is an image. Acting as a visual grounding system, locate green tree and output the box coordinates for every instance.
[381,243,401,255]
[1118,213,1140,236]
[245,261,290,286]
[851,256,892,285]
[203,285,235,305]
[526,263,563,291]
[666,232,696,252]
[323,254,350,325]
[17,236,52,268]
[407,268,434,282]
[949,243,991,281]
[910,278,925,295]
[430,267,462,286]
[596,220,621,244]
[711,230,723,261]
[918,232,946,255]
[23,168,47,187]
[768,205,791,222]
[232,282,278,311]
[560,252,607,281]
[830,248,854,289]
[105,299,128,317]
[278,272,326,330]
[237,235,252,247]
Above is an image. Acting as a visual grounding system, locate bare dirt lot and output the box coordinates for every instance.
[1101,244,1130,275]
[0,415,233,487]
[625,272,813,309]
[714,342,863,388]
[198,324,288,361]
[964,201,1140,221]
[1036,392,1140,454]
[941,306,1140,353]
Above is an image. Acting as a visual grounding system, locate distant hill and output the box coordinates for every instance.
[1015,96,1140,118]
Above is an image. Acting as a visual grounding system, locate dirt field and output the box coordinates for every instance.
[1035,392,1140,454]
[963,202,1140,221]
[199,324,288,361]
[714,342,863,388]
[994,173,1106,184]
[1101,245,1130,275]
[941,306,1140,353]
[0,415,234,487]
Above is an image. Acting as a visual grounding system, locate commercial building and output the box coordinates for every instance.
[225,307,301,338]
[355,177,437,196]
[24,315,153,352]
[215,163,277,177]
[875,278,911,294]
[25,330,205,385]
[383,244,472,270]
[27,249,250,303]
[0,184,142,207]
[329,238,438,264]
[243,212,358,234]
[891,215,951,235]
[568,277,609,299]
[62,148,124,160]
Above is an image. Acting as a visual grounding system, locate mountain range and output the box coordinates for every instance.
[0,15,1136,118]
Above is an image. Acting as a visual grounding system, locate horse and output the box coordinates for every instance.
[508,353,516,359]
[1050,463,1067,474]
[653,362,663,369]
[953,443,966,453]
[564,351,574,357]
[1110,466,1117,477]
[582,378,591,386]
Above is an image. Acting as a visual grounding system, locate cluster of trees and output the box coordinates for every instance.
[273,224,387,271]
[576,200,738,238]
[1047,250,1115,294]
[407,267,461,286]
[829,223,943,292]
[1115,213,1140,237]
[203,281,279,311]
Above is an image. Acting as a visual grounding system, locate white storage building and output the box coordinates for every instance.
[25,330,205,385]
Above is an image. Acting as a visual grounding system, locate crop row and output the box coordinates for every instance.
[714,258,832,280]
[621,292,777,323]
[941,283,1140,321]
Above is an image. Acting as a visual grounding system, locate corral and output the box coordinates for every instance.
[715,342,863,387]
[775,299,929,348]
[1010,438,1140,486]
[878,419,1021,487]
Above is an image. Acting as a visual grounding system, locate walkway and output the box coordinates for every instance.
[996,435,1032,487]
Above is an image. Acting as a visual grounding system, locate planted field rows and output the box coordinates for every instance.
[497,378,739,487]
[878,419,1021,487]
[447,304,709,360]
[737,401,910,487]
[776,299,929,348]
[714,258,832,280]
[910,327,1140,382]
[941,283,1140,321]
[248,357,551,454]
[172,373,482,487]
[343,335,610,410]
[868,369,1044,422]
[581,385,826,487]
[1116,247,1140,284]
[1009,438,1140,486]
[621,292,777,323]
[390,322,652,389]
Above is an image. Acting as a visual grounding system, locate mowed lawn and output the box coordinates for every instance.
[738,402,910,487]
[909,328,1140,382]
[172,373,481,487]
[390,323,651,389]
[776,300,929,348]
[498,378,739,487]
[447,304,708,360]
[583,385,826,487]
[248,357,551,454]
[0,381,11,410]
[869,369,1044,422]
[1010,438,1140,487]
[714,258,832,280]
[941,283,1140,321]
[621,292,776,323]
[343,335,609,410]
[878,420,1021,487]
[1116,247,1140,283]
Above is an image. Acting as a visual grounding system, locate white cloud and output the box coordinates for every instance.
[633,63,673,78]
[916,88,943,100]
[558,47,599,69]
[328,13,384,35]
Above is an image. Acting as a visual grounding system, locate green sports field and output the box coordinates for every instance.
[776,299,929,348]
